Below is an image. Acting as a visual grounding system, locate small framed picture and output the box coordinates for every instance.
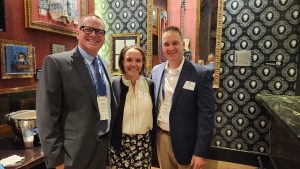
[110,33,140,75]
[51,44,66,54]
[0,39,35,79]
[35,69,42,80]
[152,7,157,28]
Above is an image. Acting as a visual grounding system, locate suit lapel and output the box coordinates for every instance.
[154,62,166,106]
[171,60,192,107]
[71,48,98,109]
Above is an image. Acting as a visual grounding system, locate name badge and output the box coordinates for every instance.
[97,96,109,120]
[158,101,171,123]
[183,81,196,91]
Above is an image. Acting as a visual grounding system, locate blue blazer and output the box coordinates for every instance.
[151,59,215,165]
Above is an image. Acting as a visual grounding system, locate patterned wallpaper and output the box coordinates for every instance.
[213,0,299,154]
[94,0,148,63]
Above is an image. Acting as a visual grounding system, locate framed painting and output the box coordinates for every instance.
[51,44,66,54]
[110,33,140,75]
[0,40,35,79]
[24,0,88,36]
[152,7,157,28]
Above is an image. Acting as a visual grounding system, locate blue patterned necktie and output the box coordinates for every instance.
[92,58,107,96]
[92,58,108,133]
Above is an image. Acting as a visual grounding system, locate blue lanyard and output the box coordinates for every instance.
[162,74,165,101]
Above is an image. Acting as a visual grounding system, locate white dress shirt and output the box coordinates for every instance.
[158,58,184,131]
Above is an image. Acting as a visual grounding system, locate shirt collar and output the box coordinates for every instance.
[164,57,185,74]
[78,46,98,65]
[122,75,141,87]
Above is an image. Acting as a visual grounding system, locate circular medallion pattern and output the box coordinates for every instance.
[286,5,300,25]
[253,142,269,153]
[212,136,227,147]
[222,100,239,117]
[254,115,269,133]
[226,0,244,15]
[258,36,278,54]
[232,113,249,131]
[245,76,263,93]
[222,75,240,92]
[232,88,251,105]
[257,66,277,81]
[215,88,229,104]
[112,0,124,12]
[249,0,268,13]
[235,36,253,49]
[215,111,228,128]
[236,9,255,27]
[233,67,252,80]
[222,11,232,28]
[243,102,262,119]
[282,63,297,82]
[225,23,242,41]
[247,22,267,40]
[221,125,238,141]
[260,7,280,26]
[274,0,293,11]
[272,20,292,40]
[231,138,248,150]
[268,77,289,94]
[284,34,299,53]
[242,127,260,144]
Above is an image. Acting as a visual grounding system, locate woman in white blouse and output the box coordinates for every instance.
[109,45,155,169]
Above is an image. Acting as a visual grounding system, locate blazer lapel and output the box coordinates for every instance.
[71,48,98,109]
[154,62,166,106]
[171,60,192,107]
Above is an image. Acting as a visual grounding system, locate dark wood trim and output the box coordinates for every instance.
[0,124,14,140]
[208,146,273,168]
[0,85,37,94]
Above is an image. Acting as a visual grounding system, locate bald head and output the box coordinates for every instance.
[207,54,215,63]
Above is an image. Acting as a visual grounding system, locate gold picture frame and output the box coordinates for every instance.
[0,40,35,79]
[196,0,224,88]
[24,0,88,36]
[110,33,140,75]
[51,44,66,54]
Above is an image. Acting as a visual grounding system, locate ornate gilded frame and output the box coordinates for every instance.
[146,0,153,76]
[195,0,224,88]
[110,33,140,75]
[24,0,88,36]
[0,40,35,79]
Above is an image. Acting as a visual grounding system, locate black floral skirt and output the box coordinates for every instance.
[109,131,152,169]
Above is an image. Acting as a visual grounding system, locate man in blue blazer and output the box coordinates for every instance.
[36,14,117,169]
[151,26,215,169]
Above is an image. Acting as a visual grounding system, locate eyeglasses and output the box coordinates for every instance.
[80,26,106,37]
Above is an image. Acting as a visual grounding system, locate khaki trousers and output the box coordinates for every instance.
[156,130,191,169]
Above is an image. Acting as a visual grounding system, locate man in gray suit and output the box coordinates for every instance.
[151,26,215,169]
[36,14,117,169]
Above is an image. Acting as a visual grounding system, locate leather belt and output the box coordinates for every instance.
[97,132,109,142]
[158,127,170,135]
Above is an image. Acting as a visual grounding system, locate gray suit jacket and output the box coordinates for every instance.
[151,59,215,165]
[36,47,117,169]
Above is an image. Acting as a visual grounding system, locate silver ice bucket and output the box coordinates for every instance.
[6,110,37,148]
